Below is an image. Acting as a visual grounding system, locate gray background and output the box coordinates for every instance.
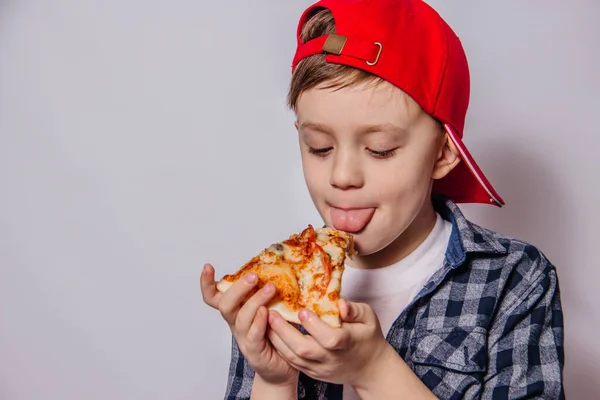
[1,0,598,399]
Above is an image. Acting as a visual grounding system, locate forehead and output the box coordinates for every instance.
[295,80,423,132]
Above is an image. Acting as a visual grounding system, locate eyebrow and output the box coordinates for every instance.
[298,121,406,136]
[361,123,407,136]
[298,121,335,134]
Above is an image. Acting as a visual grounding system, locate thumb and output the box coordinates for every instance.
[339,299,376,324]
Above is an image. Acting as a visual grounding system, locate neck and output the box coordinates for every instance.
[349,200,438,270]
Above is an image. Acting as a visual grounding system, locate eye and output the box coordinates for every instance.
[308,147,333,157]
[368,148,398,159]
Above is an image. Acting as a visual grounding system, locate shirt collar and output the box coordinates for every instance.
[433,195,508,269]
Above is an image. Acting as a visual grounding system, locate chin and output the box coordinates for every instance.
[345,227,395,256]
[352,239,387,256]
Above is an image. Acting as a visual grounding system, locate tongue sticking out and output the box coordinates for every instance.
[330,208,375,233]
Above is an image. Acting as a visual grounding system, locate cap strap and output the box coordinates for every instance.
[292,34,382,68]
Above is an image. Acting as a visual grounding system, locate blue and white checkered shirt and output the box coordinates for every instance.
[223,197,565,399]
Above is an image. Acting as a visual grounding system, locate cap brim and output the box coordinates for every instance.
[433,124,505,207]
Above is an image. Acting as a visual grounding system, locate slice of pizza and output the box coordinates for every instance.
[216,225,355,328]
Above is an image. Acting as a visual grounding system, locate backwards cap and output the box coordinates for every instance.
[292,0,504,206]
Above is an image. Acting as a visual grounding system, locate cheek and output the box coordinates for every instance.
[356,175,432,255]
[371,157,432,202]
[300,156,328,201]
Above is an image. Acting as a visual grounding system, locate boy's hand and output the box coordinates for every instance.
[267,299,392,388]
[200,263,298,387]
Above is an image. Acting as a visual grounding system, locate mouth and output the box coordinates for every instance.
[329,206,376,234]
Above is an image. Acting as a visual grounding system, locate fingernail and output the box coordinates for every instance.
[299,309,310,322]
[245,273,257,283]
[268,311,276,324]
[263,283,274,294]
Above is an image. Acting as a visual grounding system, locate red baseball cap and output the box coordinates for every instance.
[291,0,505,207]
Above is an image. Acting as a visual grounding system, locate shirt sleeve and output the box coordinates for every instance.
[483,252,565,399]
[223,335,314,399]
[224,336,255,400]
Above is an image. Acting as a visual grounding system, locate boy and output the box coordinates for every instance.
[200,0,565,399]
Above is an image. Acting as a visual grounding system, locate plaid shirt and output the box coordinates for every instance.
[223,197,565,399]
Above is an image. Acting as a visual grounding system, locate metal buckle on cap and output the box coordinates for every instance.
[366,42,382,66]
[322,34,382,66]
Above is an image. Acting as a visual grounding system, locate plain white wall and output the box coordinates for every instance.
[0,1,597,399]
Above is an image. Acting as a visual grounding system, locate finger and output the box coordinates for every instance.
[218,272,260,325]
[268,310,322,361]
[245,306,268,354]
[298,309,349,351]
[339,299,377,325]
[237,283,277,335]
[338,298,350,320]
[200,264,221,309]
[267,328,309,370]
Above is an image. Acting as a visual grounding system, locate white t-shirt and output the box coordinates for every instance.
[340,213,452,400]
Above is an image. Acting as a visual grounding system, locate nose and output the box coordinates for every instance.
[329,150,364,190]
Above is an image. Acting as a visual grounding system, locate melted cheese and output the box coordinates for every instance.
[217,225,355,327]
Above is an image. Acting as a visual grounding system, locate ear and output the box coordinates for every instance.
[294,120,299,131]
[432,133,461,180]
